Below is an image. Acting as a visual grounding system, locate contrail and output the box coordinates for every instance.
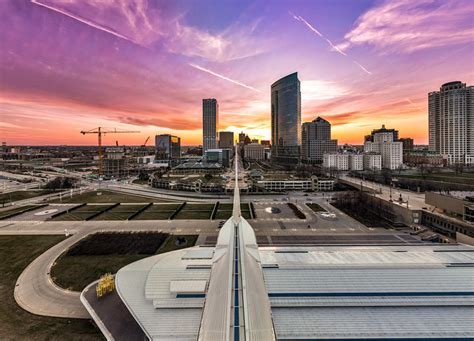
[353,61,372,75]
[31,0,139,44]
[405,98,423,112]
[291,13,346,56]
[291,12,372,75]
[189,63,261,92]
[291,12,323,37]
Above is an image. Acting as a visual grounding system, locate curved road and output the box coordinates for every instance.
[14,231,90,318]
[12,218,222,319]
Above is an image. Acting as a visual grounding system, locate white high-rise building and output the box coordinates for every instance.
[364,125,403,170]
[363,153,382,170]
[429,81,474,165]
[349,154,364,171]
[323,153,349,170]
[382,142,403,170]
[203,98,219,152]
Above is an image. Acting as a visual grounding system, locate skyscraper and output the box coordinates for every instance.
[202,98,219,152]
[429,81,474,165]
[218,131,234,149]
[302,116,337,163]
[271,72,301,164]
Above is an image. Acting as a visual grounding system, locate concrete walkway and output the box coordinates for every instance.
[11,219,221,319]
[14,232,90,318]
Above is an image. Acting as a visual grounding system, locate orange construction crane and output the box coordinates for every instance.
[80,127,140,176]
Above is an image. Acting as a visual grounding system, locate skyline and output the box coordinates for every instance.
[1,0,474,146]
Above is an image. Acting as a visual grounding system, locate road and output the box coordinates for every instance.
[9,159,424,320]
[10,219,222,319]
[14,232,90,318]
[339,174,428,210]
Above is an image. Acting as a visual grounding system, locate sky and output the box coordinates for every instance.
[1,0,473,146]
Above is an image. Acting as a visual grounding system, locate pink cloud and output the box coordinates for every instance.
[337,0,474,53]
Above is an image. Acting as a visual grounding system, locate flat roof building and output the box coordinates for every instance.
[83,148,474,340]
[218,131,234,149]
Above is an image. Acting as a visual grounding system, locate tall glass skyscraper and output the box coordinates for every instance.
[271,72,301,164]
[202,98,219,152]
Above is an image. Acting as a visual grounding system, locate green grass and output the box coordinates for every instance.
[306,203,327,212]
[132,212,172,220]
[51,204,115,221]
[174,203,214,219]
[145,203,181,212]
[51,254,146,291]
[0,235,102,340]
[157,235,199,254]
[92,204,147,221]
[51,234,198,291]
[214,203,251,220]
[131,204,181,220]
[51,190,171,204]
[218,203,233,210]
[214,211,232,220]
[0,190,47,204]
[174,210,212,219]
[183,203,215,211]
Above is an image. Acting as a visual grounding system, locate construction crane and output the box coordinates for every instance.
[142,136,150,147]
[80,127,140,176]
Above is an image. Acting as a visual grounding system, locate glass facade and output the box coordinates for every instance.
[271,72,301,164]
[155,134,181,166]
[203,98,219,152]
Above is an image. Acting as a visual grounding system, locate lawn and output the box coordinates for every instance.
[51,232,168,291]
[132,203,181,220]
[174,203,214,220]
[306,203,327,212]
[51,204,115,221]
[214,211,232,220]
[51,190,170,204]
[0,235,102,340]
[214,202,252,220]
[240,203,252,219]
[51,232,198,291]
[51,203,186,221]
[398,172,474,185]
[0,205,40,220]
[156,234,199,254]
[92,204,147,221]
[174,210,213,219]
[0,190,47,204]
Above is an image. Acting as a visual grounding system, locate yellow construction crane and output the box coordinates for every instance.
[80,127,140,176]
